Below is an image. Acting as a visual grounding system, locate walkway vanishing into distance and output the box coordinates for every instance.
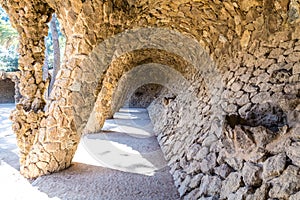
[0,104,179,200]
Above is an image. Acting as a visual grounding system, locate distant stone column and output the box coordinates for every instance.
[8,72,22,103]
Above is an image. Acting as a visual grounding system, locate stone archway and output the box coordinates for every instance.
[11,26,222,178]
[78,28,222,136]
[2,1,299,198]
[84,63,191,133]
[112,63,190,114]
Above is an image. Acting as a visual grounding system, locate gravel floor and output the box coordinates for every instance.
[0,104,179,200]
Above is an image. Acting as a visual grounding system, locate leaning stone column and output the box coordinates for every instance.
[0,0,53,168]
[2,0,105,178]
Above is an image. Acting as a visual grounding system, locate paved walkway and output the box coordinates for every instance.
[0,104,179,200]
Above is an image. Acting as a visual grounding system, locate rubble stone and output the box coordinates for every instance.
[262,153,286,181]
[242,162,262,186]
[269,165,300,199]
[220,172,242,199]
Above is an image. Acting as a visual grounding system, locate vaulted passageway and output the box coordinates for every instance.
[1,0,299,199]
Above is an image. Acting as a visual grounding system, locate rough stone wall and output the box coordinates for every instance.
[109,63,191,121]
[149,63,300,200]
[0,71,21,103]
[0,3,299,198]
[126,84,163,108]
[0,78,15,103]
[0,72,16,103]
[149,80,300,199]
[147,15,300,200]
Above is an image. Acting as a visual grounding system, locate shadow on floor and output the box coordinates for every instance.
[0,147,19,170]
[0,104,179,199]
[32,162,179,200]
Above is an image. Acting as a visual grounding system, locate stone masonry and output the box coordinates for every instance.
[0,71,21,103]
[0,72,15,103]
[0,0,299,199]
[127,84,163,108]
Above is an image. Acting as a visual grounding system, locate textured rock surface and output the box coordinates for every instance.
[0,0,299,199]
[0,71,20,103]
[269,165,300,199]
[262,153,286,181]
[0,78,15,103]
[242,162,262,186]
[127,84,163,108]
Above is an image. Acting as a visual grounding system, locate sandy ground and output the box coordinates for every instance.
[0,104,179,200]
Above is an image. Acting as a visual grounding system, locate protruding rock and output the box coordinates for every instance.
[286,142,300,167]
[269,165,300,199]
[242,162,262,186]
[214,163,233,179]
[262,153,286,181]
[199,175,222,197]
[220,172,243,199]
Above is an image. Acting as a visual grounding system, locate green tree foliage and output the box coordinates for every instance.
[0,21,18,48]
[0,47,19,71]
[0,7,19,71]
[0,7,65,74]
